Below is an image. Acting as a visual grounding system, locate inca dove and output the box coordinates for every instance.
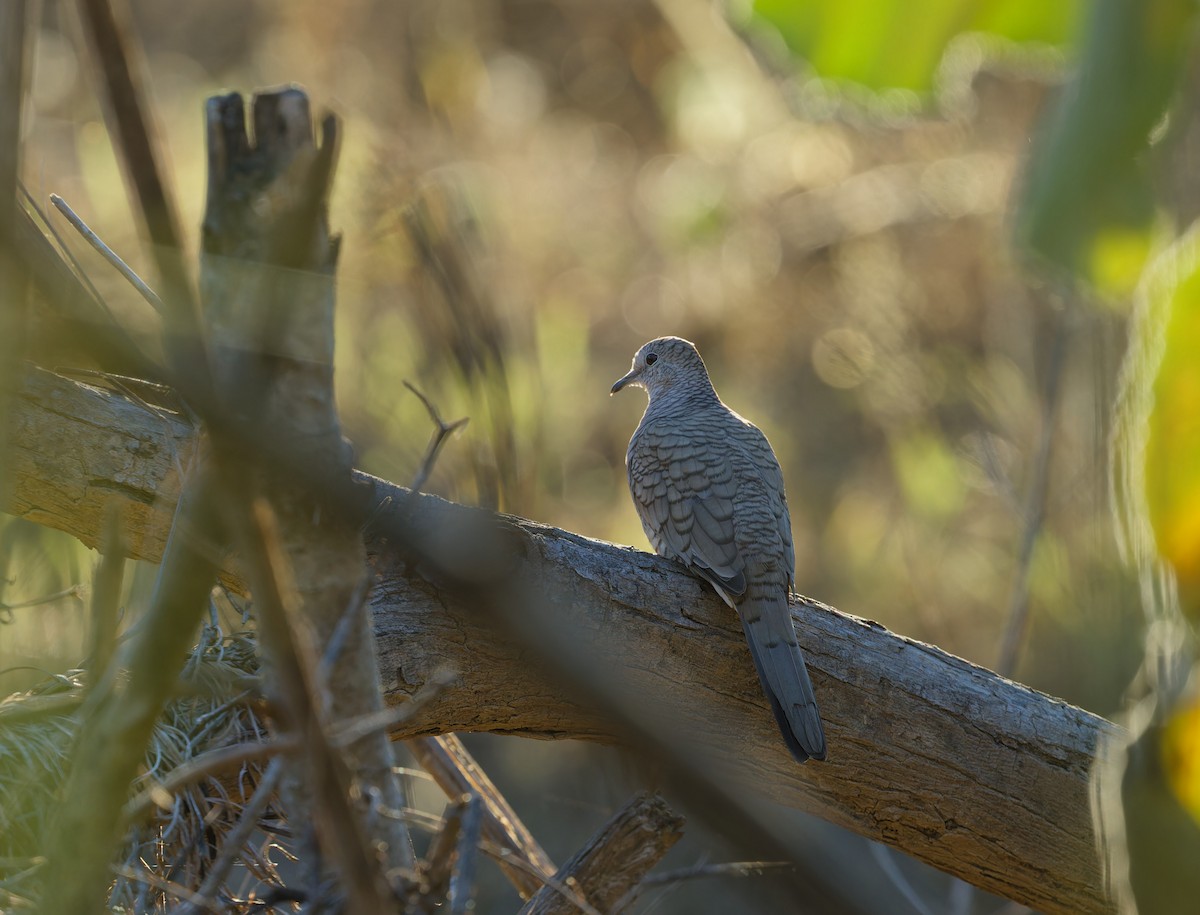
[611,336,826,763]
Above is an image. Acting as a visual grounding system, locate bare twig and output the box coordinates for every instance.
[997,309,1069,677]
[0,0,34,504]
[49,194,165,313]
[86,505,126,689]
[123,737,298,825]
[21,185,115,324]
[111,864,223,913]
[232,498,394,913]
[329,672,452,748]
[407,734,558,898]
[77,0,211,392]
[37,467,223,913]
[403,380,469,497]
[422,795,466,900]
[0,585,83,622]
[448,794,483,914]
[318,573,374,688]
[640,860,794,886]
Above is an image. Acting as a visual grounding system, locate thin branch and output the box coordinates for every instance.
[86,505,126,690]
[0,585,83,621]
[21,185,116,327]
[123,737,298,825]
[232,497,395,913]
[318,572,374,689]
[49,194,165,313]
[421,795,466,900]
[37,467,223,914]
[638,860,794,887]
[449,794,483,915]
[403,380,469,497]
[328,672,453,748]
[111,864,223,913]
[407,734,558,899]
[997,309,1069,677]
[77,0,211,392]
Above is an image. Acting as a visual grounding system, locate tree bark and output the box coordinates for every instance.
[4,364,1119,914]
[518,792,684,915]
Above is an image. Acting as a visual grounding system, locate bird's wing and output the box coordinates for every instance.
[628,422,746,598]
[736,420,796,589]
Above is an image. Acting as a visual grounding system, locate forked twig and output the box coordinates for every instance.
[404,380,469,497]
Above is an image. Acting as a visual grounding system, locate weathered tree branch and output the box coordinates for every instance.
[4,364,1119,914]
[519,792,684,915]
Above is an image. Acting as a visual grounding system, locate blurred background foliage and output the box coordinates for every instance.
[7,0,1200,910]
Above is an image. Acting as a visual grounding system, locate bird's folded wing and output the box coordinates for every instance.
[629,427,746,596]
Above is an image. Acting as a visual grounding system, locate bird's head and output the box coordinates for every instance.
[610,336,712,401]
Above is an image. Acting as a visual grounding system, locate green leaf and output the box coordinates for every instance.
[750,0,1078,92]
[1017,0,1197,292]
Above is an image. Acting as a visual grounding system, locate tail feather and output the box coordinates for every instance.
[738,594,826,763]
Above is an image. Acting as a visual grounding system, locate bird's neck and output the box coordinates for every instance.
[645,377,719,416]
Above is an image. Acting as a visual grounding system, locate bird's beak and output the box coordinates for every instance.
[610,369,638,395]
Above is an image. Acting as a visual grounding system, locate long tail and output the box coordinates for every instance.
[738,591,826,763]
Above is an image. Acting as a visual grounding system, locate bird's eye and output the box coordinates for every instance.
[645,353,658,365]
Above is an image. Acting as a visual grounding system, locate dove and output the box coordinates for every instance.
[611,336,826,762]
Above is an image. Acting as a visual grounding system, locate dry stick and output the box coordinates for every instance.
[22,184,115,327]
[393,808,602,915]
[519,793,685,915]
[86,505,126,690]
[449,794,483,915]
[399,385,562,904]
[232,498,394,915]
[422,795,466,900]
[49,193,165,313]
[122,683,452,826]
[407,735,559,899]
[75,0,211,392]
[997,314,1069,678]
[123,738,298,825]
[38,468,223,915]
[0,0,34,510]
[14,191,163,382]
[318,573,374,688]
[0,585,83,620]
[202,89,417,878]
[111,864,222,914]
[175,757,286,915]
